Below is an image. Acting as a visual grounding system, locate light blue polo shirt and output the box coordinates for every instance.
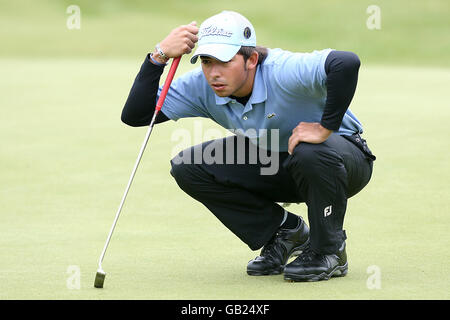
[158,48,363,152]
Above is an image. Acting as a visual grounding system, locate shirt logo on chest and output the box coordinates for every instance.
[267,113,276,119]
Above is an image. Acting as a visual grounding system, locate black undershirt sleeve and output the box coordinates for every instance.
[122,51,360,130]
[121,54,170,126]
[321,50,361,131]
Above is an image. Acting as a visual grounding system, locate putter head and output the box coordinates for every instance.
[94,268,106,288]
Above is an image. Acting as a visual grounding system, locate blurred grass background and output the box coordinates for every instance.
[0,0,449,65]
[0,0,449,300]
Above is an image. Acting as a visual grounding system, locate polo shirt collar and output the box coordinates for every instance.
[248,64,267,105]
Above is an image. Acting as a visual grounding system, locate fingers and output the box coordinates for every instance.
[160,22,199,57]
[178,31,197,54]
[292,121,305,133]
[185,31,198,43]
[182,30,198,55]
[181,22,199,41]
[182,23,199,45]
[288,123,304,154]
[183,30,198,49]
[288,122,331,152]
[288,134,301,155]
[186,21,199,34]
[183,38,196,54]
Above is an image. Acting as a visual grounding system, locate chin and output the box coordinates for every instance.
[214,91,230,97]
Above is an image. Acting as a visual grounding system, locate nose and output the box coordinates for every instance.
[208,62,221,79]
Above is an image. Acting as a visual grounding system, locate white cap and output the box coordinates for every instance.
[190,11,256,64]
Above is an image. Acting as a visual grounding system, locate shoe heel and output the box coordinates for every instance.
[332,264,348,278]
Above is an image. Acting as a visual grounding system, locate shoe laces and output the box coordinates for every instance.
[297,245,317,262]
[260,233,285,261]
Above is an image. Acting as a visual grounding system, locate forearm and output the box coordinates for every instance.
[122,22,199,126]
[321,50,361,131]
[121,54,170,126]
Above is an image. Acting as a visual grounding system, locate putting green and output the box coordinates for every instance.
[0,59,449,299]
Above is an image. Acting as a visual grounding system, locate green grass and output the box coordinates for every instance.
[0,0,448,300]
[0,58,449,299]
[0,0,449,66]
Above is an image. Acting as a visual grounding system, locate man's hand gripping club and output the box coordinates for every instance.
[151,22,199,65]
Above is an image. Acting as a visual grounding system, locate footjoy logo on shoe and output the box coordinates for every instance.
[324,205,332,217]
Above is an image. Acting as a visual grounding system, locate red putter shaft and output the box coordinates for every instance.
[156,56,181,112]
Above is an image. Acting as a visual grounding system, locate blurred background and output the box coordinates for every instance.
[0,0,449,299]
[1,0,448,64]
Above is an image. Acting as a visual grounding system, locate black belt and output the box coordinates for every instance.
[342,133,376,161]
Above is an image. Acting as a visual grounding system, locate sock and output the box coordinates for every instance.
[280,210,299,229]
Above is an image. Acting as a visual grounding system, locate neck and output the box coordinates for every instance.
[232,66,257,97]
[230,93,251,106]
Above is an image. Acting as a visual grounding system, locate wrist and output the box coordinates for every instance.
[150,51,168,66]
[319,121,336,133]
[155,43,170,61]
[319,123,333,138]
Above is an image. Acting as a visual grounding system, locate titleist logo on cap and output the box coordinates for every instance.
[199,25,233,39]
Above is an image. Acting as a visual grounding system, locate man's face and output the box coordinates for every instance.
[200,54,252,97]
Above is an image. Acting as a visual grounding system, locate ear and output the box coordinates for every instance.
[246,51,259,70]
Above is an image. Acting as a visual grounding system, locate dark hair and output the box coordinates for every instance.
[237,46,268,65]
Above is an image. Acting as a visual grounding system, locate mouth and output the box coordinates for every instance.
[211,83,227,91]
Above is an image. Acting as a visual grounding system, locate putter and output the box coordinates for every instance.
[94,56,181,288]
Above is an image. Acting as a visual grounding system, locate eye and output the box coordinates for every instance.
[201,59,211,65]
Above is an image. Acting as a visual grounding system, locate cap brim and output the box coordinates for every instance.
[190,43,241,64]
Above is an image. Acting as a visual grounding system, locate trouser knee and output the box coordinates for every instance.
[170,155,195,189]
[286,142,343,177]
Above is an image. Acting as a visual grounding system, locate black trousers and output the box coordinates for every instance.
[170,133,374,255]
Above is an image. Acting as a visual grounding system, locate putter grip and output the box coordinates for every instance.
[155,56,181,112]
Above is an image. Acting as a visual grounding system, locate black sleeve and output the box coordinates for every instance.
[320,50,361,131]
[121,54,170,126]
